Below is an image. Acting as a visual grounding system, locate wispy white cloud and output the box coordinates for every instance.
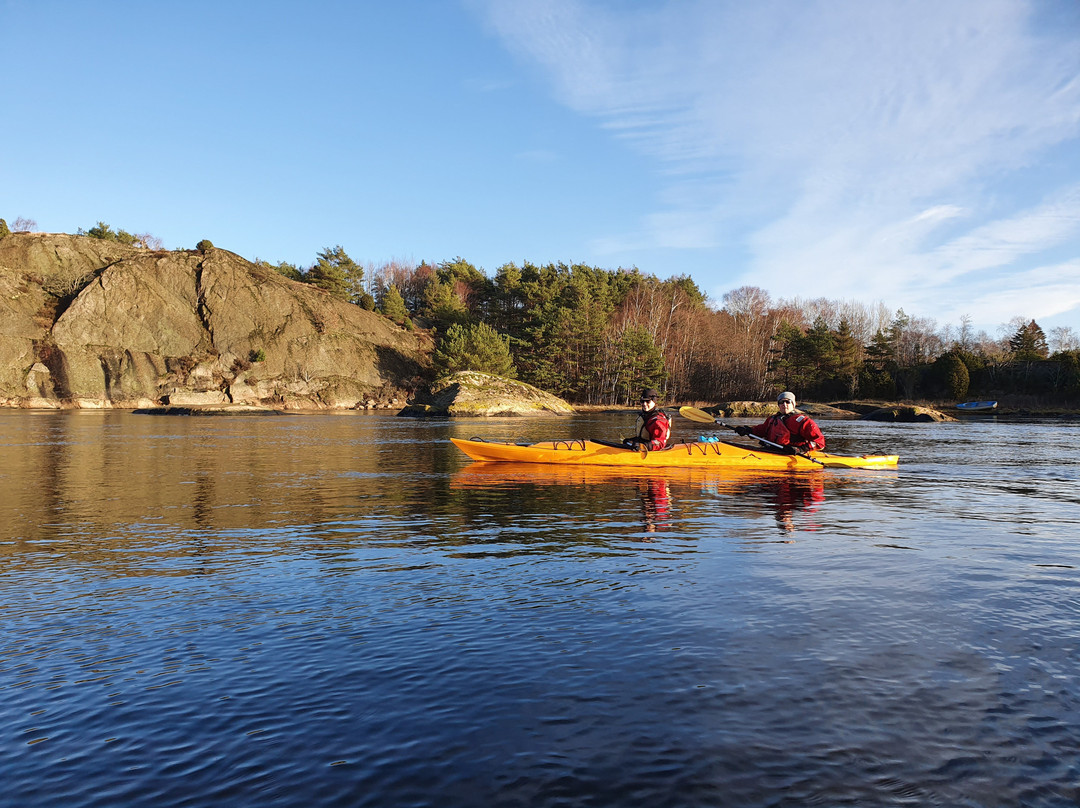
[748,182,1080,318]
[931,188,1080,278]
[473,0,1080,330]
[938,258,1080,326]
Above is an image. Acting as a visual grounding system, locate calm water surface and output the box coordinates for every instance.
[1,410,1078,807]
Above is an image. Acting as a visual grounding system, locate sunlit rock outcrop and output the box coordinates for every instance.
[399,371,574,417]
[0,232,431,409]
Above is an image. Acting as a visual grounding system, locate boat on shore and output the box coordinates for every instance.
[956,401,998,411]
[451,437,898,470]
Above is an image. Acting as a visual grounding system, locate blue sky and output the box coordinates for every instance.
[2,0,1078,337]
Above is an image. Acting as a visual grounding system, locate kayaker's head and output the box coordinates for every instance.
[777,391,796,413]
[640,388,659,412]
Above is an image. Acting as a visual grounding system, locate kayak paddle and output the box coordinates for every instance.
[678,406,825,466]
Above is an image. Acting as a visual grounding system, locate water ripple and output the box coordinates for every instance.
[1,414,1080,806]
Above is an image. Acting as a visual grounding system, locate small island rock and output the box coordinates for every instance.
[398,371,574,417]
[861,405,957,422]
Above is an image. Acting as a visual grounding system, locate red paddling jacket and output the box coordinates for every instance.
[635,409,671,450]
[751,412,825,451]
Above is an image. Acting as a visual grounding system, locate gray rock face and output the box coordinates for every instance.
[0,233,431,409]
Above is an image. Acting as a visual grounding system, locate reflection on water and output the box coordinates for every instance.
[638,477,671,533]
[1,411,1079,807]
[706,473,826,534]
[452,461,835,536]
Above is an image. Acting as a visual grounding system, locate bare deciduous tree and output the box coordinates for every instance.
[1049,325,1080,353]
[135,233,164,250]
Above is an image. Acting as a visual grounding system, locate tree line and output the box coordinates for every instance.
[276,245,1078,406]
[8,218,1079,405]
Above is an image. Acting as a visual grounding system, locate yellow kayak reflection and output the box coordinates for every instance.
[451,460,827,488]
[450,462,855,534]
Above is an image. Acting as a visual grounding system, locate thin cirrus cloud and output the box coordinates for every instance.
[931,187,1080,280]
[936,259,1080,328]
[474,0,1080,331]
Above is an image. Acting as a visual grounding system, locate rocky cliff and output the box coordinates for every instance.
[0,233,432,409]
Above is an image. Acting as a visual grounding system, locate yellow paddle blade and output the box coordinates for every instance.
[678,406,717,424]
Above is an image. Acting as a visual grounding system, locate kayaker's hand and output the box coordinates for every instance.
[782,445,800,455]
[622,438,639,449]
[733,426,751,437]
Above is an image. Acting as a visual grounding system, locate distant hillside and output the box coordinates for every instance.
[0,232,432,409]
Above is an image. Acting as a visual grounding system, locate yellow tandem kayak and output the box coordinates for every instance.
[450,437,898,470]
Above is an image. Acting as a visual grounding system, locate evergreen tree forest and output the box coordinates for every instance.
[347,257,1080,406]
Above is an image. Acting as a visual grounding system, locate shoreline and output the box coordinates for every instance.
[572,401,1080,418]
[1,400,1077,418]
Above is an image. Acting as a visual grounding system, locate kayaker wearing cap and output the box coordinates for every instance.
[734,391,825,453]
[623,388,671,451]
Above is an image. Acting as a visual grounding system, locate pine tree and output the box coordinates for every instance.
[767,320,812,393]
[308,246,361,302]
[860,329,897,398]
[422,278,469,331]
[617,327,666,404]
[432,322,516,378]
[380,284,409,325]
[832,318,861,397]
[1009,320,1049,360]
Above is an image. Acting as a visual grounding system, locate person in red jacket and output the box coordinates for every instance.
[623,388,671,450]
[735,391,825,453]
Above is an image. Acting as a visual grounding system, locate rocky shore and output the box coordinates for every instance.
[707,400,958,422]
